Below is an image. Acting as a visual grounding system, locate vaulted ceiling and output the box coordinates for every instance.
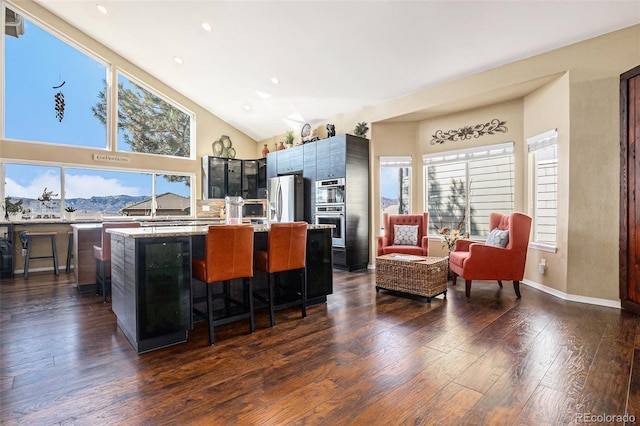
[32,1,640,141]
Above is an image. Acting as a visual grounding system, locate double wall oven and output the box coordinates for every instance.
[314,178,346,247]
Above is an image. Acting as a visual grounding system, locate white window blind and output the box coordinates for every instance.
[424,142,515,237]
[528,130,558,247]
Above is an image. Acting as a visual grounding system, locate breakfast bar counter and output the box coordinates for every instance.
[107,224,334,353]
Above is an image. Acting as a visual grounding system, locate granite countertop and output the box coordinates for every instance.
[107,223,335,238]
[0,217,228,225]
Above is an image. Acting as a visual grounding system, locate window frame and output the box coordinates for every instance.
[423,142,515,239]
[527,129,558,252]
[1,160,195,219]
[116,69,196,160]
[380,156,412,229]
[2,3,112,149]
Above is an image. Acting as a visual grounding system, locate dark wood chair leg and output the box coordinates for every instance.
[268,273,275,327]
[207,283,215,345]
[247,278,255,333]
[465,279,472,298]
[513,281,521,298]
[497,280,503,287]
[451,272,457,285]
[301,268,307,319]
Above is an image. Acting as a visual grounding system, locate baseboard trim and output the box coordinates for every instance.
[522,279,621,309]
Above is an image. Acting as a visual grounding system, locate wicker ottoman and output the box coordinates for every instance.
[375,254,449,302]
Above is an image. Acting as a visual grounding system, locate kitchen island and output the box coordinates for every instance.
[107,224,333,353]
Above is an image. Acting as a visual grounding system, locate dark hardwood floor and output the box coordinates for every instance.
[1,269,639,425]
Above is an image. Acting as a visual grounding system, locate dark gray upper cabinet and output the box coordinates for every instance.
[315,136,347,180]
[266,152,277,178]
[276,146,304,175]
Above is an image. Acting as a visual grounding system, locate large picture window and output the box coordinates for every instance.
[3,163,192,219]
[4,6,108,148]
[424,142,515,238]
[115,73,193,158]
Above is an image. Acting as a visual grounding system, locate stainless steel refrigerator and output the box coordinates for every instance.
[267,175,304,223]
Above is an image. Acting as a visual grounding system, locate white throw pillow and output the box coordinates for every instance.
[393,224,419,246]
[486,228,509,248]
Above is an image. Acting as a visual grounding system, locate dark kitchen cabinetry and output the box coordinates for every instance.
[316,136,346,180]
[111,234,191,354]
[242,158,267,199]
[275,147,304,175]
[202,156,266,199]
[226,158,243,196]
[266,134,369,271]
[303,143,317,223]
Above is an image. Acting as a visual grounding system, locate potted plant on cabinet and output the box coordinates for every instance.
[283,130,295,148]
[354,122,369,138]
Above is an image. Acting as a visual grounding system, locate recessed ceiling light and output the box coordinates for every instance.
[173,56,183,65]
[201,22,212,32]
[96,4,107,14]
[243,104,252,111]
[270,77,280,85]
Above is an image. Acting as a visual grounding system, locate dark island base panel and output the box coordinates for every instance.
[111,227,333,354]
[118,320,188,354]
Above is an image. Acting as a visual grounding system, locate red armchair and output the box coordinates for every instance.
[449,212,532,298]
[377,213,429,257]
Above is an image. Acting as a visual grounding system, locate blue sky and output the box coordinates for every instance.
[380,167,399,199]
[4,15,189,199]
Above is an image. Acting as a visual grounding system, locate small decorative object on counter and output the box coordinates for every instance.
[65,206,77,221]
[277,141,286,151]
[4,197,26,221]
[224,196,244,224]
[262,144,270,158]
[354,121,369,138]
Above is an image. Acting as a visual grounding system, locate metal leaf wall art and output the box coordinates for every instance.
[430,118,508,145]
[53,81,66,122]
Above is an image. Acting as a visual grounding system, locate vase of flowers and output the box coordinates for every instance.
[436,215,469,254]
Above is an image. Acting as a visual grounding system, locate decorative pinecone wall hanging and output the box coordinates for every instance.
[53,81,66,122]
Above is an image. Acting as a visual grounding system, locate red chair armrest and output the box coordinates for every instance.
[377,235,388,256]
[453,239,474,252]
[420,236,429,256]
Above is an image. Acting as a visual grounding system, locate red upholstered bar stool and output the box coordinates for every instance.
[93,222,141,303]
[253,222,307,327]
[21,231,59,278]
[191,224,255,346]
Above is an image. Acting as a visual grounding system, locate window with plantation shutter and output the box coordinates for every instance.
[528,130,558,248]
[424,142,515,238]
